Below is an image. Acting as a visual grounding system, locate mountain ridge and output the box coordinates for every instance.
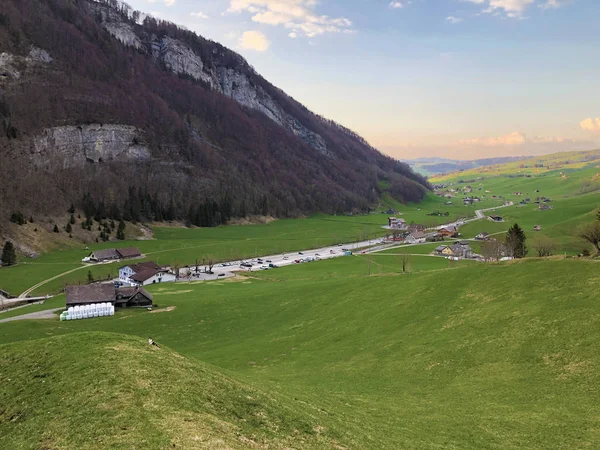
[0,0,428,224]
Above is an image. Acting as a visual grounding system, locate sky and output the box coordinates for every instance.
[120,0,600,160]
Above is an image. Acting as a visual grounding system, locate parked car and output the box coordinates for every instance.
[260,265,269,270]
[266,260,272,263]
[283,256,289,260]
[217,273,225,277]
[330,250,335,254]
[294,259,301,263]
[269,263,278,268]
[298,252,304,255]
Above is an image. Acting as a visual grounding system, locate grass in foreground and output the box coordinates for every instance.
[0,332,348,450]
[2,257,600,448]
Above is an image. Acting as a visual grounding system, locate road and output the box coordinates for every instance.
[436,202,514,230]
[0,308,62,323]
[180,237,392,277]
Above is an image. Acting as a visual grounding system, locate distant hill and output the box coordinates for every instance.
[0,0,428,224]
[405,156,526,177]
[430,148,600,182]
[0,332,347,449]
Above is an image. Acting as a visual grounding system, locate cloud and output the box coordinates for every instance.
[389,1,407,8]
[458,131,527,146]
[446,16,463,23]
[463,0,569,18]
[580,118,600,132]
[238,30,271,51]
[190,11,209,19]
[164,0,176,6]
[227,0,353,38]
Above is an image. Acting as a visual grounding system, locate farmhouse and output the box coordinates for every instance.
[438,226,458,238]
[388,217,407,229]
[66,284,115,307]
[66,284,153,308]
[539,203,553,211]
[534,225,542,231]
[408,223,426,233]
[89,248,120,262]
[116,247,142,259]
[115,287,154,308]
[475,232,490,240]
[119,261,175,286]
[406,231,427,244]
[488,215,504,222]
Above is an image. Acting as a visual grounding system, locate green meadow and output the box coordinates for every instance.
[2,257,600,448]
[0,192,487,297]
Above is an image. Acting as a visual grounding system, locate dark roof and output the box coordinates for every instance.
[66,284,115,305]
[130,269,158,283]
[130,261,161,272]
[116,247,142,258]
[411,231,426,239]
[116,286,153,302]
[435,245,447,252]
[91,248,119,260]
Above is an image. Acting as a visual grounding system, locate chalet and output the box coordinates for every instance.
[533,225,542,232]
[89,248,120,262]
[66,284,154,308]
[388,217,407,229]
[475,232,490,241]
[438,226,458,238]
[435,245,450,255]
[488,215,504,222]
[408,223,426,233]
[406,231,427,244]
[115,287,154,308]
[116,247,142,259]
[538,203,553,211]
[119,261,175,286]
[449,243,472,258]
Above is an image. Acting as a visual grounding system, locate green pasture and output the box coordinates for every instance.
[2,258,600,448]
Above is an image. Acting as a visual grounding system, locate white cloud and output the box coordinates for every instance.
[463,0,569,18]
[446,16,463,23]
[389,1,406,8]
[238,30,271,51]
[580,118,600,132]
[227,0,353,38]
[458,131,528,147]
[164,0,176,6]
[539,0,570,8]
[190,11,209,19]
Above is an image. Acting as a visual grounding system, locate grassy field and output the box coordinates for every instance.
[430,151,600,254]
[2,256,600,448]
[0,192,489,297]
[0,332,348,449]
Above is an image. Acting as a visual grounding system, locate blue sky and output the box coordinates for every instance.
[122,0,600,160]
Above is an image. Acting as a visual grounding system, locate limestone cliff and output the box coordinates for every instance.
[32,125,150,168]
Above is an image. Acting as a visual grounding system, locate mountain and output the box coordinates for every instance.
[0,0,428,225]
[405,156,526,177]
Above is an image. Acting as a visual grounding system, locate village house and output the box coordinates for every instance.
[438,225,458,238]
[66,284,153,308]
[488,215,504,222]
[89,248,120,262]
[475,232,490,241]
[406,231,427,244]
[533,225,542,231]
[538,203,553,211]
[116,247,142,259]
[408,223,426,233]
[119,261,175,286]
[388,217,407,230]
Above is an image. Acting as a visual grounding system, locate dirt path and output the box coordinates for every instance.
[0,308,62,323]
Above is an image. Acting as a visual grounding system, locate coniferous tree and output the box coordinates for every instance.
[117,219,126,240]
[66,222,72,233]
[506,223,527,258]
[87,270,94,283]
[53,224,59,233]
[1,241,17,266]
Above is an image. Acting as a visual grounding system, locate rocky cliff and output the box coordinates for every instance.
[32,125,150,168]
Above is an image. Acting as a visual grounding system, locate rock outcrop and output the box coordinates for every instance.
[92,3,329,155]
[32,124,150,168]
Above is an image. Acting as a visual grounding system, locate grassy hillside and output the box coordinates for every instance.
[430,150,600,254]
[2,257,600,448]
[0,332,348,449]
